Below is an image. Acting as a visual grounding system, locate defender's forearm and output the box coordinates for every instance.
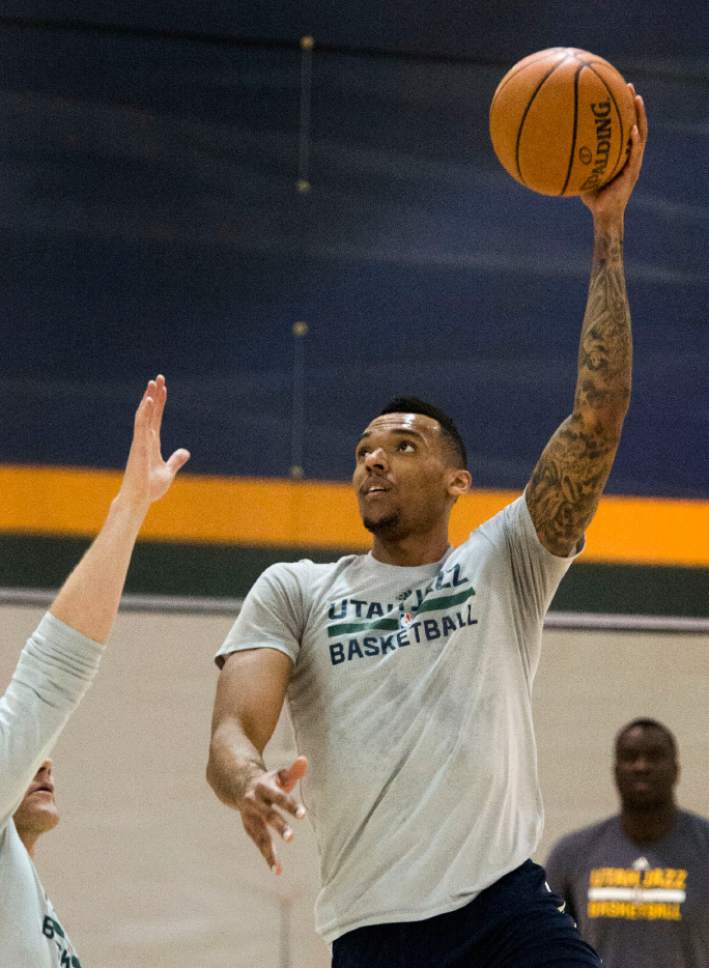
[49,495,147,645]
[573,217,633,431]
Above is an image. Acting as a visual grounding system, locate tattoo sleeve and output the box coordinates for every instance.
[526,226,632,556]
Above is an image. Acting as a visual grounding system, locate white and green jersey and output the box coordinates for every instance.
[217,495,579,942]
[0,613,102,966]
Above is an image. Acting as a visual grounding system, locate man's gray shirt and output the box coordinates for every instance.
[217,495,578,942]
[546,810,709,968]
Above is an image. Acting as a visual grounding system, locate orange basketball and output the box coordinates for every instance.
[489,47,636,196]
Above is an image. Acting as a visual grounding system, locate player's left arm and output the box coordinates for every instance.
[526,87,648,557]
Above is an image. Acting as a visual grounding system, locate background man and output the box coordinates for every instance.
[546,718,709,968]
[0,375,189,966]
[207,90,646,968]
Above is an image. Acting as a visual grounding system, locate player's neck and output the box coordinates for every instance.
[620,802,677,844]
[16,827,40,859]
[371,528,450,567]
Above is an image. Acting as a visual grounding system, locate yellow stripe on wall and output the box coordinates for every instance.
[1,465,708,567]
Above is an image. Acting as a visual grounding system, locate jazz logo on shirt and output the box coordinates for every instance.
[586,864,688,922]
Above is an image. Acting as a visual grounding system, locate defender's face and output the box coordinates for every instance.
[352,412,455,537]
[614,727,678,810]
[14,760,60,837]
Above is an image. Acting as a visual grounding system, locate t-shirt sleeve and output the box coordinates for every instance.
[215,562,307,668]
[481,493,583,626]
[0,611,103,829]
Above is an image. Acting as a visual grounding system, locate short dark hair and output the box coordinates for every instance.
[615,718,678,760]
[379,396,468,469]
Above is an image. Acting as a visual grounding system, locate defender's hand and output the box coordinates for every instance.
[117,374,190,512]
[238,756,308,875]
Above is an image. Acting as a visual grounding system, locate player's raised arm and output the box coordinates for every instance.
[207,649,308,875]
[525,87,647,557]
[50,374,190,642]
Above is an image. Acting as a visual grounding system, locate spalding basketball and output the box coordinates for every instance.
[489,47,635,196]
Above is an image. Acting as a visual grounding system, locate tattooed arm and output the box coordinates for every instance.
[526,87,648,556]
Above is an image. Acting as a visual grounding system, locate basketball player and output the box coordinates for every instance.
[546,719,709,968]
[0,376,189,966]
[207,88,647,967]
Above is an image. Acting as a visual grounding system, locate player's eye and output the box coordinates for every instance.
[398,440,416,453]
[356,447,369,460]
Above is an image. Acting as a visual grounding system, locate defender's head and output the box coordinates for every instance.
[14,760,59,857]
[614,719,679,811]
[352,397,471,541]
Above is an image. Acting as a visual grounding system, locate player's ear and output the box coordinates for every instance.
[447,468,472,498]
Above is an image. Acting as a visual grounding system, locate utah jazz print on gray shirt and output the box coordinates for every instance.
[217,495,579,943]
[546,811,709,968]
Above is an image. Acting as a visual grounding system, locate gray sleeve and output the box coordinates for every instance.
[505,493,582,623]
[478,494,582,621]
[215,562,307,668]
[0,611,103,828]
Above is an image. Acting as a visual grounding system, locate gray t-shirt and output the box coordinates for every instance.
[546,810,709,968]
[217,495,577,942]
[0,612,102,967]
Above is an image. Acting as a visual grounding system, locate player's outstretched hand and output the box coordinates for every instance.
[238,756,309,875]
[581,85,647,222]
[118,375,191,512]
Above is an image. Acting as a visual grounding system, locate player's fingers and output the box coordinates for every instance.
[265,809,295,843]
[277,755,309,790]
[635,93,648,144]
[244,816,282,874]
[254,783,305,819]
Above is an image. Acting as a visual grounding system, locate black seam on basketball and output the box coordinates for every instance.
[560,63,583,195]
[491,48,567,104]
[585,62,627,179]
[515,53,572,184]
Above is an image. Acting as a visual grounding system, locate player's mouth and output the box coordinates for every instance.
[29,784,54,797]
[361,477,390,496]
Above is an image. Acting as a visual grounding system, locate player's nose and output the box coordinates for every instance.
[364,447,388,470]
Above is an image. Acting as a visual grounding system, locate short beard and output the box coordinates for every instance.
[363,512,402,537]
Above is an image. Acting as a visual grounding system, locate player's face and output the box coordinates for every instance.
[352,412,459,538]
[13,760,60,838]
[614,727,678,810]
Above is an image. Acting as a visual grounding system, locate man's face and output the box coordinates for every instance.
[14,760,60,839]
[352,412,466,539]
[614,726,678,811]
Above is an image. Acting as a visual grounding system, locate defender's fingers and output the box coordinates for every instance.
[166,448,191,476]
[147,375,167,435]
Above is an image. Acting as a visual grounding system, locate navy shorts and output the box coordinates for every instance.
[331,860,601,968]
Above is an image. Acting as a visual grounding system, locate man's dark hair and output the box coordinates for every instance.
[379,396,468,469]
[615,718,678,760]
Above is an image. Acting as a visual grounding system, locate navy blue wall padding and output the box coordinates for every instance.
[1,11,707,496]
